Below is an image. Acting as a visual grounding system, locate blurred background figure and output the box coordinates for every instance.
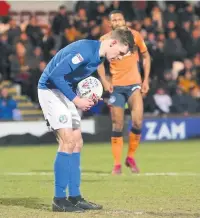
[0,0,199,121]
[0,87,19,120]
[153,87,172,115]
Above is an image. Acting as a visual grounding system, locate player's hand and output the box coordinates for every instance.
[93,97,103,105]
[102,80,113,93]
[73,96,94,111]
[141,79,149,96]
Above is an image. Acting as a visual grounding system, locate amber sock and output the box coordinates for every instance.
[111,131,123,165]
[127,127,141,158]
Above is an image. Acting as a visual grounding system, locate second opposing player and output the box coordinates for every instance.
[98,10,151,174]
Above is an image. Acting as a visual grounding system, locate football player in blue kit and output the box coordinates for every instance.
[38,28,135,213]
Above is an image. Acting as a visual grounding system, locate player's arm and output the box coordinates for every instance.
[97,35,113,93]
[48,54,79,101]
[141,51,151,83]
[97,63,113,93]
[97,63,106,83]
[48,53,94,110]
[136,32,151,94]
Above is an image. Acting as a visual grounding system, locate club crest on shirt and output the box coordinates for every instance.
[59,115,68,123]
[108,95,116,104]
[72,53,84,64]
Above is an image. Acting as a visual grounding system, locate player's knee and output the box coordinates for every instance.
[112,119,123,132]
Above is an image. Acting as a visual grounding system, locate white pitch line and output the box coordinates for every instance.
[1,172,200,176]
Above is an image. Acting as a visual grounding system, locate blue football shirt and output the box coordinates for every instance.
[38,39,104,101]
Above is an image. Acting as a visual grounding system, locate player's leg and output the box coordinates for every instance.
[52,128,84,212]
[38,89,84,213]
[126,87,143,173]
[110,106,124,174]
[68,128,102,210]
[108,88,126,174]
[68,128,82,199]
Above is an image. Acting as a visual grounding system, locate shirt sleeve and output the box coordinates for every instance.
[48,52,89,101]
[135,31,148,53]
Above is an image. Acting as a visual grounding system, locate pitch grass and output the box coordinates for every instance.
[0,141,200,218]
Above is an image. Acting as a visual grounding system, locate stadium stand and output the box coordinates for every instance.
[0,80,43,120]
[0,1,200,120]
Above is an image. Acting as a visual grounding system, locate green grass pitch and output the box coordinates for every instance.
[0,141,200,218]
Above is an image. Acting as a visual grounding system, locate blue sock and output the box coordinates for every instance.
[68,152,81,197]
[54,152,71,198]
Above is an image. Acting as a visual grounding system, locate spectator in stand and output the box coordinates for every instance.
[87,25,101,40]
[133,21,143,32]
[171,86,199,115]
[1,2,200,115]
[194,2,200,16]
[151,5,163,30]
[0,87,17,120]
[41,27,56,62]
[187,28,200,57]
[27,46,43,70]
[95,2,108,24]
[166,1,187,11]
[150,40,166,78]
[10,42,30,77]
[179,21,193,55]
[132,1,147,21]
[178,70,199,93]
[74,8,89,37]
[75,1,92,14]
[0,32,13,80]
[7,18,21,46]
[52,5,70,36]
[143,92,157,114]
[60,26,81,49]
[190,86,200,112]
[10,42,31,96]
[164,30,186,68]
[179,3,195,23]
[101,17,111,35]
[165,21,177,37]
[17,32,33,57]
[178,59,194,76]
[153,87,172,114]
[143,17,155,33]
[26,16,43,47]
[162,70,177,95]
[108,1,121,13]
[163,4,178,26]
[140,29,147,41]
[157,32,166,42]
[193,54,200,85]
[29,60,46,103]
[146,32,157,54]
[190,86,200,99]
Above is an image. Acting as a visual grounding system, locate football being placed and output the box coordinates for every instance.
[76,76,103,103]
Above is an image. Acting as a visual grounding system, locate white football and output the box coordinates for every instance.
[76,76,103,103]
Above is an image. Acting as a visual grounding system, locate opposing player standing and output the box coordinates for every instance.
[98,10,151,174]
[38,28,135,212]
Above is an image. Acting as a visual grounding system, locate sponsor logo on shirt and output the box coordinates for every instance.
[72,53,84,64]
[59,115,68,124]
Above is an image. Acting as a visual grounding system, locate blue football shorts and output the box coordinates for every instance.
[108,84,141,108]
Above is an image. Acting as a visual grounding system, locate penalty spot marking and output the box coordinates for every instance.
[1,172,200,176]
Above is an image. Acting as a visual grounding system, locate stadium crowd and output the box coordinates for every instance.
[0,1,200,119]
